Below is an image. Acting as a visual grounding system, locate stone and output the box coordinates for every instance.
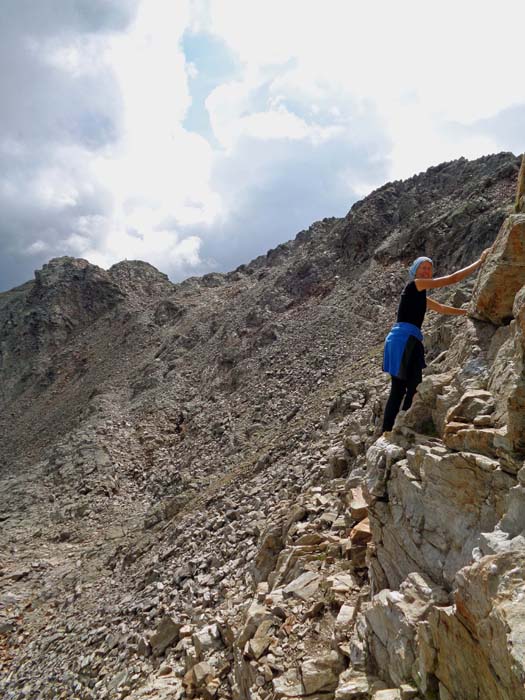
[443,423,503,457]
[365,438,406,500]
[158,664,173,676]
[365,573,448,687]
[399,684,419,699]
[246,635,271,660]
[350,519,372,568]
[127,675,183,699]
[334,669,370,699]
[193,661,214,686]
[408,371,456,436]
[423,552,525,700]
[253,522,284,584]
[327,573,355,594]
[446,390,494,423]
[283,571,321,601]
[150,616,181,657]
[506,286,525,454]
[369,443,514,591]
[300,651,344,694]
[347,487,367,522]
[327,445,350,478]
[192,623,224,658]
[0,615,15,634]
[350,518,371,546]
[137,636,152,657]
[272,669,305,698]
[183,660,215,693]
[335,604,355,640]
[473,414,494,427]
[236,602,276,648]
[470,214,525,324]
[344,434,364,458]
[372,691,401,700]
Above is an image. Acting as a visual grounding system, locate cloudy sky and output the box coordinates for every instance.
[1,0,524,291]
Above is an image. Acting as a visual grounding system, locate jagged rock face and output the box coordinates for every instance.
[368,443,512,589]
[364,572,449,688]
[364,205,525,698]
[506,285,525,454]
[0,257,124,405]
[30,257,123,337]
[471,214,525,324]
[425,551,525,700]
[109,260,173,300]
[339,152,519,270]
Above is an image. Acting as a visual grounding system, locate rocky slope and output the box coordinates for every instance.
[364,212,525,699]
[0,151,523,700]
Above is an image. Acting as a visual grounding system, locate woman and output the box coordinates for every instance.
[381,250,490,433]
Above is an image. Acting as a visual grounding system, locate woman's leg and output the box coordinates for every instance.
[402,364,423,411]
[382,376,407,432]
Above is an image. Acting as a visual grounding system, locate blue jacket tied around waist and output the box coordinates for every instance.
[382,322,425,380]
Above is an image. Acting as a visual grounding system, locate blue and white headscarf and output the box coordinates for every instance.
[409,256,433,280]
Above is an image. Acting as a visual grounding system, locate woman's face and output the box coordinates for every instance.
[416,261,433,279]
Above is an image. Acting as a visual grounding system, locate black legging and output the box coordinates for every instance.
[382,368,422,432]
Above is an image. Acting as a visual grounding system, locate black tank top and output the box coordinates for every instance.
[396,281,427,329]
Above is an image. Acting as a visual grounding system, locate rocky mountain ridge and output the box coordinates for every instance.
[0,151,523,700]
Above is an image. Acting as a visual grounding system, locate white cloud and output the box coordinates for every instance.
[1,0,524,292]
[26,240,48,254]
[84,0,222,271]
[0,0,221,289]
[83,227,202,273]
[205,0,525,182]
[31,34,110,78]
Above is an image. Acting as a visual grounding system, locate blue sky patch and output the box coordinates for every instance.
[182,31,239,144]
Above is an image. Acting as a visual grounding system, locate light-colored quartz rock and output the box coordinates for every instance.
[420,552,525,700]
[334,670,370,699]
[399,684,418,700]
[283,571,321,601]
[272,669,305,698]
[335,604,355,632]
[365,573,448,687]
[372,691,401,700]
[192,623,224,658]
[365,438,406,499]
[300,651,344,694]
[367,440,514,590]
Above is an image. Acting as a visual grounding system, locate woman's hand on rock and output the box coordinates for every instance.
[479,247,492,264]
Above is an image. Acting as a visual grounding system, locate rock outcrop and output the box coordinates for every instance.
[339,152,518,270]
[470,213,525,324]
[363,201,525,699]
[0,257,124,404]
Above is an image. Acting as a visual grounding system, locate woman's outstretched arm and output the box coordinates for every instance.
[427,297,467,316]
[415,248,491,291]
